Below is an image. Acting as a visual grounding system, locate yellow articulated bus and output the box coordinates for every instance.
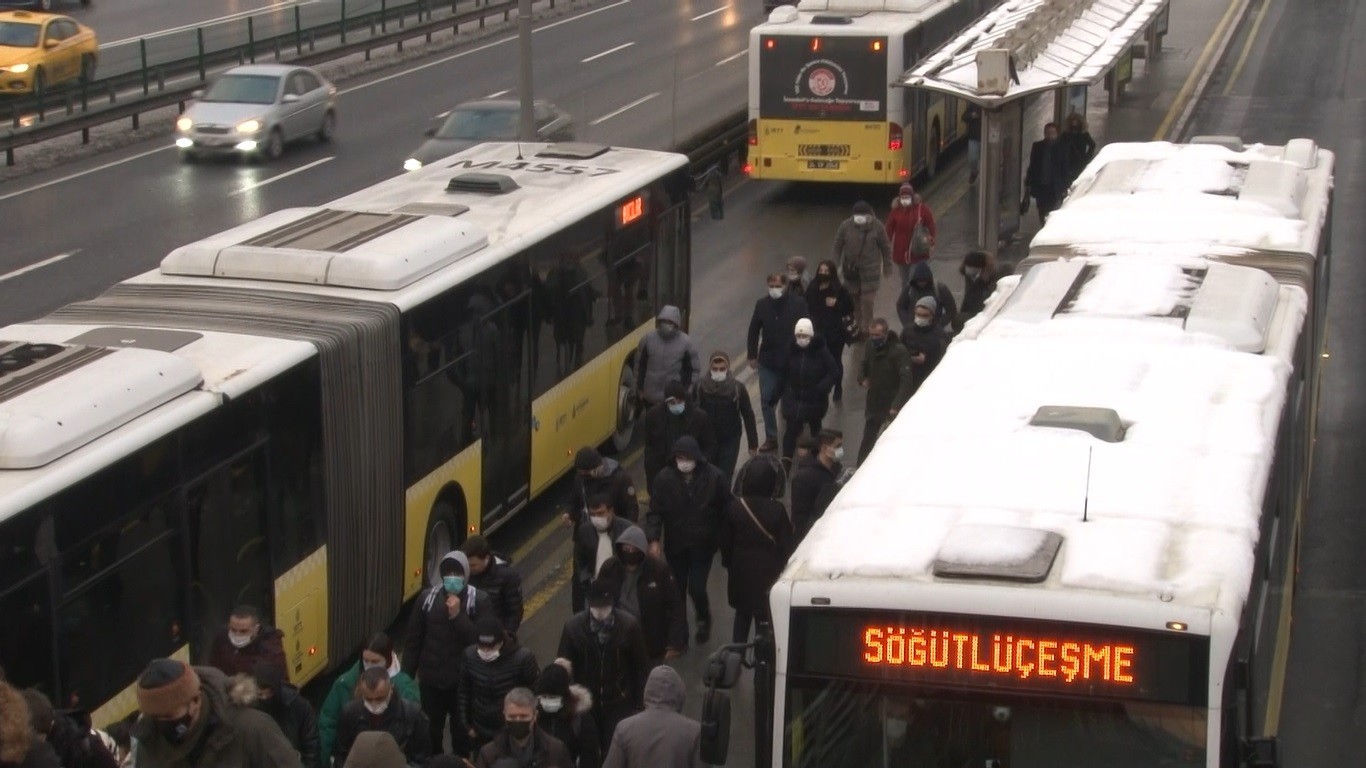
[747,0,996,184]
[0,142,692,726]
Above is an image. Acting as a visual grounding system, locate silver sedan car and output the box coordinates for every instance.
[403,99,574,171]
[175,64,337,162]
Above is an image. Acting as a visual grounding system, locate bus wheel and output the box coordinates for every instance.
[422,500,462,588]
[927,123,942,178]
[610,361,637,453]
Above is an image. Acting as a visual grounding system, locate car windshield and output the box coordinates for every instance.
[435,108,520,140]
[784,680,1207,768]
[0,22,40,48]
[202,74,280,105]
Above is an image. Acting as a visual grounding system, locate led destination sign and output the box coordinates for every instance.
[791,609,1209,705]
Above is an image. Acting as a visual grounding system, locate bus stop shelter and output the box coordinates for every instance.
[895,0,1170,249]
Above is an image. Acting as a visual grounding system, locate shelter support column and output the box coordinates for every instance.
[978,107,1002,251]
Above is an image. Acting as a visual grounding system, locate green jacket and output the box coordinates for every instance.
[859,332,914,416]
[318,663,421,762]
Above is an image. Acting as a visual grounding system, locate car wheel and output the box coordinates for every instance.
[79,55,96,85]
[263,127,284,161]
[316,110,336,143]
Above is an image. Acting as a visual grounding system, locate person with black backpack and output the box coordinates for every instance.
[694,351,758,482]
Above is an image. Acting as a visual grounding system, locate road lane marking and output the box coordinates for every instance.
[589,92,658,125]
[1153,0,1247,139]
[535,0,632,33]
[104,1,322,47]
[231,156,334,195]
[486,89,510,99]
[0,250,79,283]
[1222,0,1271,96]
[0,146,173,202]
[691,6,729,22]
[716,50,747,67]
[581,42,635,63]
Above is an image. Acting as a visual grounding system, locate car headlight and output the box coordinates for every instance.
[176,117,193,132]
[6,63,30,74]
[236,119,262,135]
[403,158,423,172]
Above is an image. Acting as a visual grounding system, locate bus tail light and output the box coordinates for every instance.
[748,119,758,146]
[743,163,753,175]
[888,123,903,151]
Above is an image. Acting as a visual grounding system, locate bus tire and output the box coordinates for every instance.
[609,359,638,453]
[422,498,464,589]
[927,122,942,178]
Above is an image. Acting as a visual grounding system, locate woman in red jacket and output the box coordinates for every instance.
[884,183,937,289]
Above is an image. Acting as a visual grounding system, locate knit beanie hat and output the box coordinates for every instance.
[915,295,938,313]
[136,660,200,718]
[536,663,571,698]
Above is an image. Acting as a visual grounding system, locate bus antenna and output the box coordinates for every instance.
[1082,446,1093,523]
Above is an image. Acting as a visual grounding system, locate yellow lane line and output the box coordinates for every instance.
[1153,0,1248,139]
[1222,0,1272,96]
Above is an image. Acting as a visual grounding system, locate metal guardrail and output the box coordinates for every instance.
[1,0,528,164]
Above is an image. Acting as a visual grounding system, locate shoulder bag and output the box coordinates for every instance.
[739,499,776,545]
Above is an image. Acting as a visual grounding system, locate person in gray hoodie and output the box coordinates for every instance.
[601,667,702,768]
[634,306,701,408]
[402,550,482,758]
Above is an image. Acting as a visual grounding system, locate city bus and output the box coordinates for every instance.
[0,142,692,725]
[747,0,996,184]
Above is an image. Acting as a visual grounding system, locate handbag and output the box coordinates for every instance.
[910,209,932,256]
[840,228,871,283]
[739,499,776,545]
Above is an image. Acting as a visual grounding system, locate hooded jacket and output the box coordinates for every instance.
[642,401,715,489]
[957,257,1006,331]
[340,732,407,768]
[130,666,303,768]
[634,306,702,406]
[332,692,430,768]
[539,686,600,768]
[403,551,482,689]
[567,457,640,527]
[0,684,60,768]
[902,321,948,393]
[831,214,892,290]
[601,667,702,768]
[884,199,937,265]
[207,623,287,680]
[596,526,689,659]
[460,642,540,741]
[895,262,958,331]
[319,660,420,763]
[645,437,732,554]
[720,459,795,614]
[771,338,839,422]
[746,290,807,370]
[859,331,914,416]
[227,672,320,768]
[693,351,758,449]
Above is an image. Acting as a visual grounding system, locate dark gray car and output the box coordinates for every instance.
[403,99,574,171]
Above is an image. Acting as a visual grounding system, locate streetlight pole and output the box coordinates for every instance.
[518,0,534,142]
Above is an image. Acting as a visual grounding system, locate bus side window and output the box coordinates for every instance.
[0,509,55,696]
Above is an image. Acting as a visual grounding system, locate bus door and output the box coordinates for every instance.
[476,275,533,530]
[653,202,690,321]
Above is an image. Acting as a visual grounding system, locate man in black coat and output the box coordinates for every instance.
[333,667,432,767]
[641,381,716,494]
[248,662,320,768]
[1025,122,1071,224]
[462,535,525,636]
[747,271,809,451]
[721,456,795,644]
[563,446,640,527]
[474,688,574,768]
[557,579,651,752]
[790,429,845,540]
[597,525,688,665]
[645,436,733,644]
[771,319,840,460]
[573,494,636,612]
[903,296,949,394]
[460,615,540,755]
[403,550,482,757]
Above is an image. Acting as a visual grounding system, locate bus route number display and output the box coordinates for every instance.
[617,195,646,228]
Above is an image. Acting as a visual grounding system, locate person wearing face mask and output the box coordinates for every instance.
[601,666,702,768]
[462,535,525,637]
[719,455,794,644]
[556,580,650,752]
[461,616,540,756]
[633,305,701,410]
[831,201,893,338]
[644,436,733,644]
[857,317,914,464]
[746,271,809,452]
[596,526,688,666]
[902,296,948,395]
[895,260,957,332]
[789,429,844,540]
[130,659,301,768]
[320,634,421,762]
[533,664,599,768]
[473,689,573,768]
[884,183,938,289]
[769,318,840,460]
[784,255,809,298]
[572,495,634,613]
[642,381,715,497]
[956,250,1006,332]
[207,604,287,680]
[404,550,482,758]
[1025,122,1071,224]
[694,351,758,482]
[333,668,431,768]
[562,446,639,530]
[224,663,319,768]
[804,260,854,404]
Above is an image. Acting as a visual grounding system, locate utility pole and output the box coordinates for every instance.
[518,0,534,141]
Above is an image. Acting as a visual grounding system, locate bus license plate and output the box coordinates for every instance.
[807,160,840,170]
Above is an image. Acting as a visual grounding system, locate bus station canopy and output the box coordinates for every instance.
[895,0,1170,106]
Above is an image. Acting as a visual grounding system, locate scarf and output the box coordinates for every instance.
[698,350,738,399]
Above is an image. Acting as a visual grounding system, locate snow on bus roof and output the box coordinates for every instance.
[790,257,1305,614]
[1031,139,1332,256]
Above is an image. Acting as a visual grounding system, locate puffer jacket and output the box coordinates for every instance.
[634,306,702,405]
[459,643,540,741]
[771,338,839,422]
[540,686,600,768]
[468,554,524,635]
[402,551,482,690]
[641,401,715,487]
[601,667,702,768]
[645,437,732,554]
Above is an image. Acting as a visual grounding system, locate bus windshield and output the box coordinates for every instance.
[758,34,888,121]
[784,680,1207,768]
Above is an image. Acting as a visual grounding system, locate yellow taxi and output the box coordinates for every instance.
[0,10,97,94]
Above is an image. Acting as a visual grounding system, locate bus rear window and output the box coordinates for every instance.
[759,35,888,121]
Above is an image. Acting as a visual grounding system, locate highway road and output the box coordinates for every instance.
[1189,0,1366,763]
[0,0,755,326]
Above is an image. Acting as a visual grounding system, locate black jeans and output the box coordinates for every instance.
[782,414,824,459]
[420,683,468,756]
[665,545,715,623]
[858,413,889,465]
[715,432,741,484]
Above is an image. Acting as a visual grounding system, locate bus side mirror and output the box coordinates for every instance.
[704,648,744,690]
[1243,737,1278,768]
[700,688,732,765]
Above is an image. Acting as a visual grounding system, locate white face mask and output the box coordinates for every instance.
[590,515,612,532]
[768,287,784,300]
[832,446,845,461]
[362,661,386,671]
[899,196,912,206]
[914,316,932,328]
[710,370,728,382]
[363,700,389,716]
[676,458,697,473]
[853,214,870,226]
[228,631,253,649]
[477,647,501,663]
[786,270,800,281]
[795,336,812,348]
[538,696,565,714]
[589,606,613,622]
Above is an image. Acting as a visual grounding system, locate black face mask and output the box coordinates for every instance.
[156,713,194,744]
[506,720,533,740]
[621,549,646,567]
